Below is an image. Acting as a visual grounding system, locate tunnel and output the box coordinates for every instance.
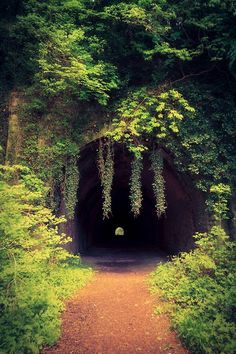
[66,140,207,255]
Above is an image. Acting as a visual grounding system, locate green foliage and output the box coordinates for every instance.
[0,0,121,98]
[97,139,114,219]
[64,156,79,220]
[2,0,235,89]
[0,2,236,351]
[207,183,232,221]
[130,156,143,217]
[21,137,80,213]
[109,88,195,158]
[37,28,119,105]
[1,0,236,96]
[150,226,236,354]
[228,40,236,78]
[165,83,236,192]
[0,165,92,354]
[150,150,166,217]
[22,138,78,182]
[1,0,236,216]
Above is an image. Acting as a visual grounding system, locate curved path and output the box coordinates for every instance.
[43,249,188,354]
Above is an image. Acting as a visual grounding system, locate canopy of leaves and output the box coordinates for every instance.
[0,0,235,193]
[1,0,236,89]
[0,0,235,194]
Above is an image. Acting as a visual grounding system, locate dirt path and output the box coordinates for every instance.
[43,249,188,354]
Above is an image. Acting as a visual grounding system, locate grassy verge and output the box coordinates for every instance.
[0,257,93,354]
[150,226,236,354]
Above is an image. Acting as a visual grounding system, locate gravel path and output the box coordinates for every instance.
[43,249,188,354]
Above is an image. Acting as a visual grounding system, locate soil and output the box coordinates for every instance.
[42,248,188,354]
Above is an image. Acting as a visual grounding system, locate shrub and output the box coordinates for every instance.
[150,226,236,354]
[0,165,93,354]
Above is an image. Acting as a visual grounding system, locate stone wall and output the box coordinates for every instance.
[5,91,235,255]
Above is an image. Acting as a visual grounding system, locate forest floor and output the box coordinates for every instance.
[42,249,188,354]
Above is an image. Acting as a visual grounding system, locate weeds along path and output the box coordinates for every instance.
[43,250,188,354]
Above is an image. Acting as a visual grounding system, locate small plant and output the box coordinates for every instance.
[206,183,231,222]
[130,155,143,217]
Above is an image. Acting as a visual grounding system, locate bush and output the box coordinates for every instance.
[0,165,93,354]
[150,226,236,354]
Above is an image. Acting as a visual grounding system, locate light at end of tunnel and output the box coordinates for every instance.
[115,227,125,236]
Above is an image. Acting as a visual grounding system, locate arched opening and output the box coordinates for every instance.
[115,227,125,236]
[68,140,207,255]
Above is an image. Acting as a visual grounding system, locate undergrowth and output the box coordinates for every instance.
[150,226,236,354]
[0,165,93,354]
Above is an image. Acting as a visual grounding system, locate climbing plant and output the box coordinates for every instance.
[97,139,114,219]
[108,87,195,158]
[130,156,143,217]
[106,87,194,217]
[64,156,79,220]
[150,150,166,217]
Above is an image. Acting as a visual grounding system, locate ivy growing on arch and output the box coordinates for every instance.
[99,87,195,218]
[108,87,195,158]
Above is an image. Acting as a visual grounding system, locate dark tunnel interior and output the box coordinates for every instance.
[89,187,164,249]
[72,141,205,255]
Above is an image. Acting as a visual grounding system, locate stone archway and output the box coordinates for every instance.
[61,140,208,255]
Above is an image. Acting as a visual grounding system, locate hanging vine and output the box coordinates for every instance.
[97,139,105,182]
[150,150,166,217]
[130,156,143,217]
[64,156,79,220]
[97,139,114,219]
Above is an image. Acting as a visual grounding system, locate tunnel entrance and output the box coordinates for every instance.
[70,140,207,255]
[88,186,164,250]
